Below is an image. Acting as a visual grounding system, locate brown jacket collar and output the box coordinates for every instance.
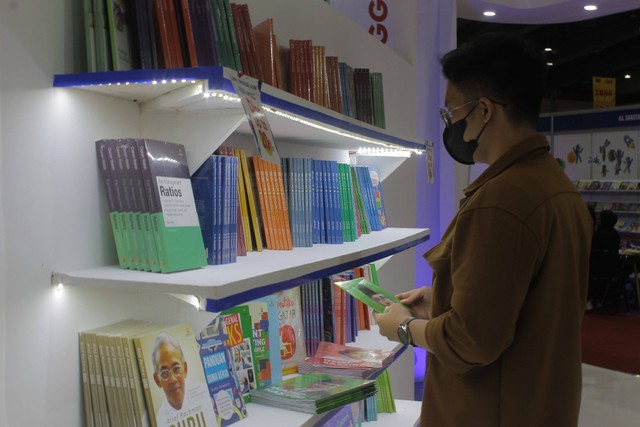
[464,134,550,198]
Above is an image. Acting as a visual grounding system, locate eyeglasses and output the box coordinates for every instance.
[158,364,184,381]
[439,98,507,128]
[439,99,479,128]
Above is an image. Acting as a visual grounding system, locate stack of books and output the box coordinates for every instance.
[249,372,376,414]
[298,341,393,379]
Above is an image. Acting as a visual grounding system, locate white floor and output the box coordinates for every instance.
[579,364,640,426]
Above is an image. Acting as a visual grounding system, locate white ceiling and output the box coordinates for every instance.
[458,0,640,23]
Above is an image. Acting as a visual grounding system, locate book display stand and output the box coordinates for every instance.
[54,1,427,425]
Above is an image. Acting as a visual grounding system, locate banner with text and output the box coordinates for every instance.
[328,0,393,47]
[593,76,616,109]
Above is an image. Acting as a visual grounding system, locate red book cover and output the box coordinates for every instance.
[239,4,264,81]
[178,0,198,66]
[253,18,277,87]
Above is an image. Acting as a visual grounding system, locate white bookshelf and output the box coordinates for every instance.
[48,2,426,423]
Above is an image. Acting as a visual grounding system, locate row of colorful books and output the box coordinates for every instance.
[300,264,388,356]
[193,148,390,260]
[287,39,386,128]
[587,201,640,214]
[576,179,640,191]
[615,221,640,234]
[83,0,245,72]
[96,138,388,271]
[79,276,396,426]
[82,1,386,128]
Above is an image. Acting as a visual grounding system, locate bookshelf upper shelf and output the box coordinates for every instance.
[52,227,430,313]
[52,66,425,153]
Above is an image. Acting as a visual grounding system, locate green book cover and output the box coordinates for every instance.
[96,139,128,269]
[210,0,232,68]
[104,139,135,269]
[219,305,258,402]
[220,0,242,71]
[350,165,370,235]
[119,140,150,271]
[105,0,133,71]
[83,0,97,72]
[245,295,283,388]
[140,139,206,273]
[334,278,400,314]
[93,0,112,71]
[129,139,161,272]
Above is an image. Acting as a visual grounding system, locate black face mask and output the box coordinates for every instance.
[442,104,487,165]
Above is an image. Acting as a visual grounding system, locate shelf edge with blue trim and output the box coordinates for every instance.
[51,227,429,312]
[538,104,640,133]
[53,66,425,153]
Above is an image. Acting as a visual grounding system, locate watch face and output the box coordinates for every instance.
[397,324,410,346]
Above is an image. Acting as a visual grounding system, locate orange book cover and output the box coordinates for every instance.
[251,156,275,249]
[162,0,185,68]
[271,160,293,250]
[312,45,328,108]
[289,39,301,98]
[178,0,198,67]
[253,18,277,87]
[261,158,284,250]
[153,0,172,68]
[302,40,314,103]
[326,56,344,114]
[333,282,346,345]
[353,267,370,330]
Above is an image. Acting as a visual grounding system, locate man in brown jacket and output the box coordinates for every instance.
[374,32,593,426]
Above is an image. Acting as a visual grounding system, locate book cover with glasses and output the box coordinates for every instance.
[133,323,216,427]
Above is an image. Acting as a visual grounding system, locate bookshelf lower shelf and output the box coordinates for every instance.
[240,398,421,427]
[52,227,429,312]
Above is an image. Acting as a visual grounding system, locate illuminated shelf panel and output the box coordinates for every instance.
[52,66,425,154]
[52,227,430,313]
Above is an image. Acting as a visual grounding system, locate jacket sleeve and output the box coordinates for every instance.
[424,206,540,375]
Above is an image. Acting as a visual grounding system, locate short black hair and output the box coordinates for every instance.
[440,32,547,127]
[599,209,618,229]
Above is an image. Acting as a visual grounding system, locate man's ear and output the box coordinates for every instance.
[183,361,188,377]
[153,373,161,388]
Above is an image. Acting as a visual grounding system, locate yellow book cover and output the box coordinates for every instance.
[133,323,216,427]
[239,150,263,251]
[233,148,253,252]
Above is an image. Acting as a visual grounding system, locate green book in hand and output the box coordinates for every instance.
[334,278,400,313]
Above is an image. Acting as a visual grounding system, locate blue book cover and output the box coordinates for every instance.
[367,165,388,229]
[303,158,314,246]
[198,316,248,426]
[330,160,343,244]
[192,155,238,265]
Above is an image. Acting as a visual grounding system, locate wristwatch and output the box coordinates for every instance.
[397,317,417,346]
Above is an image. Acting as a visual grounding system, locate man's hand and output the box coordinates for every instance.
[372,303,413,343]
[396,286,432,320]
